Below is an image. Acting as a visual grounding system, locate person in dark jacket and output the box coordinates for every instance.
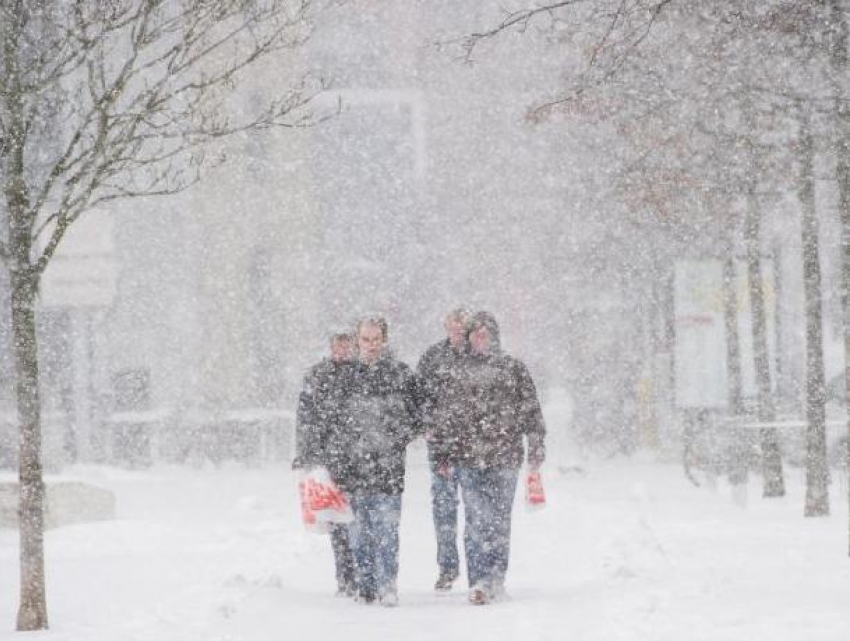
[415,307,470,591]
[337,316,420,606]
[432,311,546,605]
[292,332,357,597]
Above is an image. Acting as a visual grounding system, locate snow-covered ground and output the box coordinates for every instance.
[2,447,850,641]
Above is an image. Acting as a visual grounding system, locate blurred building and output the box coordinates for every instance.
[0,1,629,468]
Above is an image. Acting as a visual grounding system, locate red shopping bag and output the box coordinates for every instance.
[299,473,330,534]
[525,470,546,512]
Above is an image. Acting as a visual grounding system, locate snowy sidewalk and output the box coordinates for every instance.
[1,453,849,641]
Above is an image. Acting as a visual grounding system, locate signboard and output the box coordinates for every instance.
[674,258,776,409]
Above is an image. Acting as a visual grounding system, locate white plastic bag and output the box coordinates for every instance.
[298,466,354,533]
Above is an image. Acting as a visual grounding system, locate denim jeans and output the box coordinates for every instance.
[457,468,519,590]
[348,493,402,598]
[429,459,460,577]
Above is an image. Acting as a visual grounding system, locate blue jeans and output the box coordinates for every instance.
[430,460,460,576]
[348,493,402,598]
[457,468,519,590]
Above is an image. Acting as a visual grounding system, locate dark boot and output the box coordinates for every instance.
[434,568,459,591]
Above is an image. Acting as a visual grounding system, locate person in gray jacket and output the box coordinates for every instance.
[337,316,420,606]
[415,307,470,591]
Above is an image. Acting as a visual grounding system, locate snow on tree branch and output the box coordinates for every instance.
[450,0,673,113]
[0,0,331,282]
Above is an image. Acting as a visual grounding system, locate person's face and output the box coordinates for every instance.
[357,323,386,364]
[445,316,467,349]
[469,326,491,355]
[331,337,353,363]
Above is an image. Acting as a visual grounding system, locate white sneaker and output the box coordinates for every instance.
[468,584,490,605]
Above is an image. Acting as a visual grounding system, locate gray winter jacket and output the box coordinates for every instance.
[293,358,356,473]
[415,338,468,463]
[332,355,421,495]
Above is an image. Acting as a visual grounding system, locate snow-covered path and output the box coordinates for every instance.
[2,449,849,641]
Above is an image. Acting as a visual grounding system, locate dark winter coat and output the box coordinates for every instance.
[330,355,420,495]
[415,338,469,463]
[293,358,356,474]
[430,312,546,470]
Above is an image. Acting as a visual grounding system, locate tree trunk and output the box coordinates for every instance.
[798,104,830,517]
[8,152,48,633]
[2,1,48,627]
[839,114,850,550]
[8,153,48,633]
[11,264,47,632]
[824,0,850,555]
[744,183,785,498]
[722,237,747,485]
[739,95,785,498]
[723,234,743,417]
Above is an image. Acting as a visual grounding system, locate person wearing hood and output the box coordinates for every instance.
[433,311,546,605]
[337,316,420,606]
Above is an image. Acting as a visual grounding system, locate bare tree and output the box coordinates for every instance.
[457,0,672,85]
[741,102,785,498]
[462,0,850,494]
[0,0,328,630]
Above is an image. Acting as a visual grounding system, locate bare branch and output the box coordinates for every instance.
[27,0,316,229]
[23,0,324,276]
[90,174,203,205]
[24,2,159,227]
[528,0,675,118]
[452,0,588,61]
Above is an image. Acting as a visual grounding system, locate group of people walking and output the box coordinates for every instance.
[292,308,547,607]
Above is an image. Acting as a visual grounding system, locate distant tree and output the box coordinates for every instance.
[796,100,829,515]
[459,0,849,501]
[741,98,784,498]
[0,0,327,630]
[462,0,850,526]
[821,0,850,554]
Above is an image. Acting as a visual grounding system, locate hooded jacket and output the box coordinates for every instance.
[431,311,546,470]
